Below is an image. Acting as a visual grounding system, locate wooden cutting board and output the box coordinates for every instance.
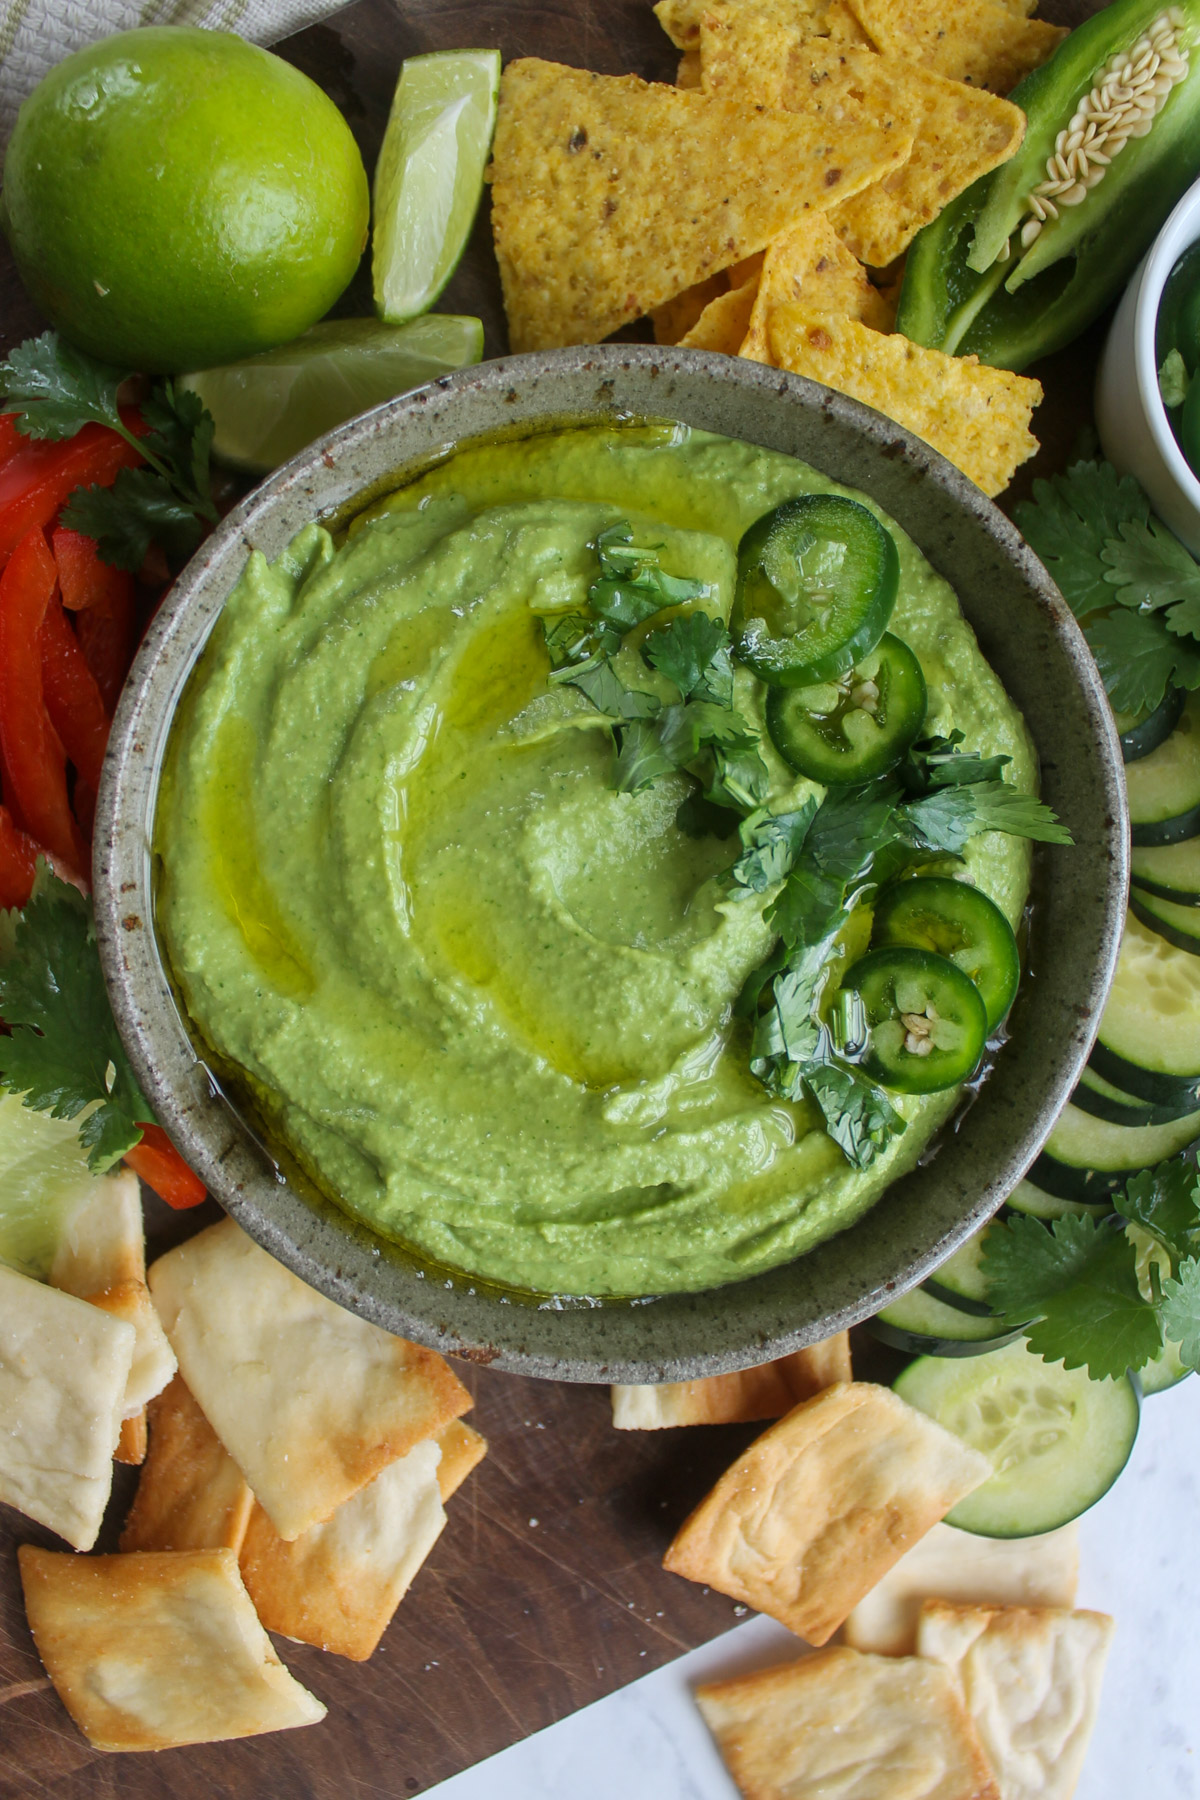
[0,0,1107,1792]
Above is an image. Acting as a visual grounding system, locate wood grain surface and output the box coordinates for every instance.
[0,0,1108,1793]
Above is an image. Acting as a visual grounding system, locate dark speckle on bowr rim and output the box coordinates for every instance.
[93,345,1126,1384]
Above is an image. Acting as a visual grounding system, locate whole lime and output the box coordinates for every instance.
[0,28,370,373]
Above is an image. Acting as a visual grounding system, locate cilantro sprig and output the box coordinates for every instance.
[0,869,152,1170]
[981,1158,1200,1382]
[1014,458,1200,713]
[0,331,218,571]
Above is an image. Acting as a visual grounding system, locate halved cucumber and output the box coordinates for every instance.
[1033,1099,1200,1202]
[894,1338,1140,1536]
[869,1286,1025,1357]
[1130,836,1200,904]
[1116,686,1185,763]
[1136,1340,1192,1396]
[1005,1179,1100,1220]
[1130,886,1200,956]
[1072,1062,1199,1127]
[922,1222,1002,1317]
[1093,911,1200,1089]
[1126,690,1200,842]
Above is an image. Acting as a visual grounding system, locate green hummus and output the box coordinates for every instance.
[156,424,1034,1296]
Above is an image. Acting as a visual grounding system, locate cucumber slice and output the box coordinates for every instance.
[1136,1340,1192,1395]
[1130,836,1200,904]
[1005,1179,1099,1220]
[1125,689,1200,827]
[1072,1062,1199,1127]
[1130,803,1200,848]
[1094,911,1200,1085]
[1033,1100,1200,1202]
[1130,886,1200,956]
[894,1339,1141,1536]
[869,1287,1025,1357]
[1117,686,1185,763]
[922,1222,1001,1317]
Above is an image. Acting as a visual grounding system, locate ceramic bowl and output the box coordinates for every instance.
[1096,170,1200,554]
[95,345,1127,1382]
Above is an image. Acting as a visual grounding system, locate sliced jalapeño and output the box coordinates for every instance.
[843,946,988,1094]
[731,494,899,688]
[765,632,927,784]
[871,876,1020,1034]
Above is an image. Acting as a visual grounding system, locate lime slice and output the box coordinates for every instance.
[372,49,501,324]
[183,315,484,472]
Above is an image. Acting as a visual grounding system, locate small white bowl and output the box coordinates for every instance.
[1096,172,1200,554]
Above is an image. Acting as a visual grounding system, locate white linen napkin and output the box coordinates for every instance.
[0,0,345,148]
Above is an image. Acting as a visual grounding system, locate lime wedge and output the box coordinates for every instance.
[372,48,501,324]
[183,315,484,472]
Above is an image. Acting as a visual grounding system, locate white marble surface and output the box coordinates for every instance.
[428,1378,1200,1800]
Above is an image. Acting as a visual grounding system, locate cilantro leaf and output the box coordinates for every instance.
[749,948,830,1079]
[590,575,672,634]
[62,466,207,572]
[803,1059,906,1171]
[1159,347,1191,409]
[1085,606,1200,713]
[703,735,771,812]
[1114,1159,1200,1265]
[1160,1256,1200,1370]
[140,381,215,512]
[642,612,734,706]
[588,520,707,634]
[543,612,618,672]
[0,330,127,439]
[564,660,661,721]
[613,717,680,792]
[728,803,818,897]
[806,781,902,885]
[905,733,1011,790]
[1102,516,1200,615]
[902,782,1072,850]
[0,872,151,1171]
[1013,460,1149,620]
[983,1210,1105,1321]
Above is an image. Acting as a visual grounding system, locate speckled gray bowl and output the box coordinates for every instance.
[95,345,1127,1383]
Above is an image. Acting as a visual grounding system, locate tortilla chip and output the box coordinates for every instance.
[50,1170,176,1419]
[700,18,1024,267]
[657,0,868,50]
[739,215,890,361]
[116,1410,148,1466]
[917,1600,1115,1800]
[0,1263,134,1551]
[677,48,703,87]
[436,1419,488,1501]
[19,1546,325,1751]
[844,0,1065,93]
[844,1520,1079,1656]
[679,277,760,354]
[120,1374,255,1555]
[148,1218,472,1541]
[612,1332,851,1428]
[696,1645,1000,1800]
[488,58,913,352]
[239,1439,446,1662]
[663,1382,993,1645]
[765,307,1041,496]
[727,249,765,287]
[652,271,729,345]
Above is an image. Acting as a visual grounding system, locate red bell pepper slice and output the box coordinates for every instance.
[73,573,136,715]
[0,528,88,880]
[0,424,142,570]
[51,526,132,613]
[124,1123,208,1210]
[0,802,39,911]
[41,597,111,796]
[0,413,24,471]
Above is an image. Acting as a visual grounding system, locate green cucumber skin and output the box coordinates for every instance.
[1136,1344,1193,1396]
[1006,1179,1100,1220]
[1072,1069,1197,1128]
[1130,889,1200,957]
[1121,688,1186,763]
[1090,1038,1200,1106]
[921,1278,996,1319]
[1029,1154,1131,1204]
[867,1316,1025,1358]
[1130,804,1200,848]
[1129,837,1200,903]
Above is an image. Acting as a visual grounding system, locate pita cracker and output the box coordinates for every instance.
[612,1332,851,1428]
[845,1521,1079,1656]
[148,1217,472,1540]
[765,307,1041,496]
[50,1171,177,1418]
[18,1546,325,1751]
[239,1438,446,1662]
[739,216,890,361]
[0,1262,134,1550]
[844,0,1064,93]
[663,1382,992,1645]
[116,1410,148,1466]
[679,277,760,355]
[120,1374,255,1555]
[917,1600,1115,1800]
[436,1419,488,1501]
[652,270,729,345]
[700,20,1024,267]
[696,1644,1000,1800]
[488,58,913,352]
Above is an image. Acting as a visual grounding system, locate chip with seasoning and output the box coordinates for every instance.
[678,276,761,353]
[765,305,1042,495]
[655,0,868,51]
[488,57,914,351]
[699,14,1026,267]
[844,0,1065,93]
[739,215,892,361]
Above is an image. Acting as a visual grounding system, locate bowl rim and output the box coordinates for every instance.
[94,342,1128,1382]
[1133,170,1200,513]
